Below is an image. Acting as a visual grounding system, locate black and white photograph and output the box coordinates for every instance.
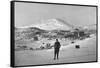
[11,1,97,67]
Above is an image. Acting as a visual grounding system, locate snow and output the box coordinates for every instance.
[17,19,71,30]
[15,36,97,66]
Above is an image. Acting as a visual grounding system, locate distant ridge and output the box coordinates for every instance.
[16,18,73,30]
[15,18,96,31]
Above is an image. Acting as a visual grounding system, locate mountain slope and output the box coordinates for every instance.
[17,18,73,31]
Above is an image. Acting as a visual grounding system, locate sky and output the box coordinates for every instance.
[15,2,96,27]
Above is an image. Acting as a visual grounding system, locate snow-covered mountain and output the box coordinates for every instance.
[17,18,73,31]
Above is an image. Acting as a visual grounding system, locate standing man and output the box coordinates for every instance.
[54,39,61,60]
